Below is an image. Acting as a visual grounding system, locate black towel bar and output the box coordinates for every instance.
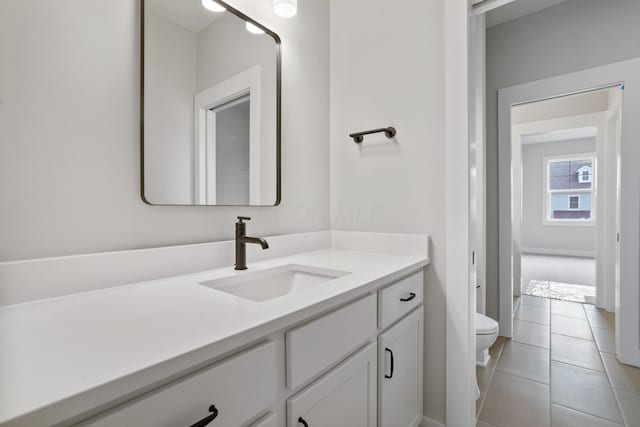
[349,127,396,143]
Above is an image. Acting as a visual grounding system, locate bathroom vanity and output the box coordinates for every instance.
[0,236,429,427]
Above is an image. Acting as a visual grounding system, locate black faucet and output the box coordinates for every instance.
[235,216,269,270]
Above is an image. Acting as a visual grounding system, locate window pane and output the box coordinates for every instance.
[549,159,593,190]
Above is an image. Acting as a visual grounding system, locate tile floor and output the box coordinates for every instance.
[476,296,640,427]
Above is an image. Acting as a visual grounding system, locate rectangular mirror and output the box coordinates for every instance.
[142,0,281,205]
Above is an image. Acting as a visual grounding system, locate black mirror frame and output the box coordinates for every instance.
[140,0,282,206]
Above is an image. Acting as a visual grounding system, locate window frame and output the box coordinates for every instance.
[542,153,596,226]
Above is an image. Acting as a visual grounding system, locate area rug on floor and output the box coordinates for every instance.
[523,280,596,303]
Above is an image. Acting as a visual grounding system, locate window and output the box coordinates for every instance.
[568,195,580,210]
[544,154,595,223]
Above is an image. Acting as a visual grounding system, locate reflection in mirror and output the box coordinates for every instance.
[143,0,280,205]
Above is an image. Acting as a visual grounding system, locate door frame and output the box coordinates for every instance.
[497,58,640,366]
[194,66,262,205]
[444,1,475,426]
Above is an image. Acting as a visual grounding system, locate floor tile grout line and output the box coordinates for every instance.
[548,330,594,341]
[583,302,628,426]
[513,318,550,327]
[552,403,625,426]
[493,368,550,387]
[551,311,588,320]
[599,351,640,397]
[550,357,604,374]
[549,331,595,343]
[511,338,550,351]
[476,338,507,421]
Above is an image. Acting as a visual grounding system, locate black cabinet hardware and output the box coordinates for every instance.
[385,347,394,379]
[190,405,218,427]
[400,292,416,302]
[349,127,396,143]
[298,416,309,427]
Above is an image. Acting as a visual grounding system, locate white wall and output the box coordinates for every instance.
[521,138,596,256]
[0,0,330,261]
[485,0,640,319]
[329,0,446,422]
[144,13,196,204]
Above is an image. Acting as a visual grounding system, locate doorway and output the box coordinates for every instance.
[510,87,621,309]
[494,58,640,352]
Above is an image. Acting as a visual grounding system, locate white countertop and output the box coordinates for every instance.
[0,248,427,426]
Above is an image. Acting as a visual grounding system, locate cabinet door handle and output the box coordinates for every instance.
[190,405,218,427]
[400,292,416,302]
[298,416,309,427]
[385,347,394,379]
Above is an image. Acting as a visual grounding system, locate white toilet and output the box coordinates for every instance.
[475,312,499,399]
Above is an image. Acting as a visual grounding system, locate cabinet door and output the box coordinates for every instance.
[378,307,423,427]
[287,342,377,427]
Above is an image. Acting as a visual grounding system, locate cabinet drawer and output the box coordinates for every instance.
[81,341,277,427]
[378,271,423,329]
[286,294,377,390]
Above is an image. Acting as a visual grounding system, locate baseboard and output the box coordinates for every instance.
[422,416,446,427]
[521,247,595,258]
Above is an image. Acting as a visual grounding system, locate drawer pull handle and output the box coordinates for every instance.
[298,416,309,427]
[400,292,416,302]
[385,347,394,379]
[190,405,218,427]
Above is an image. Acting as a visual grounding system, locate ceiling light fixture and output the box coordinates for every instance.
[245,22,265,35]
[273,0,297,18]
[201,0,225,13]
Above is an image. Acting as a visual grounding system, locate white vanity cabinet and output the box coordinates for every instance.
[75,271,425,427]
[286,342,378,427]
[378,307,424,427]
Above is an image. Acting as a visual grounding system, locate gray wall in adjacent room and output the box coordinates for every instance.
[521,138,596,256]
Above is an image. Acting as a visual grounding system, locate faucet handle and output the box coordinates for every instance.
[237,216,251,223]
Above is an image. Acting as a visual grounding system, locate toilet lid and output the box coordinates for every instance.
[476,313,499,335]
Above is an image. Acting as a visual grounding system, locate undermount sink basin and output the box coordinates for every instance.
[199,264,350,302]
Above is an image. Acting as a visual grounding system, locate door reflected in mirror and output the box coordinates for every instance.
[142,0,280,205]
